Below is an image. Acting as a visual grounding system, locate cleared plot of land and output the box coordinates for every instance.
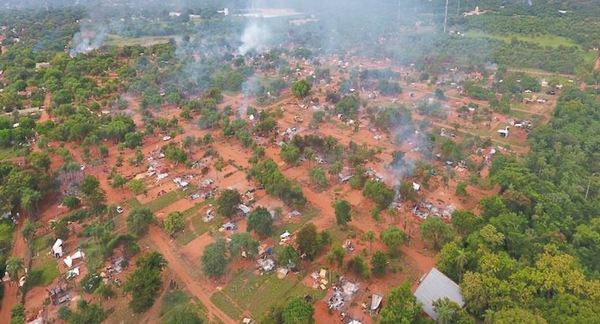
[105,35,175,47]
[174,200,217,246]
[464,30,579,48]
[211,269,325,320]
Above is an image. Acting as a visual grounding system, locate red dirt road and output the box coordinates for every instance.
[0,222,27,323]
[146,226,234,324]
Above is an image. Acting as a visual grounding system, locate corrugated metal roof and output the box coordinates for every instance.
[414,267,464,320]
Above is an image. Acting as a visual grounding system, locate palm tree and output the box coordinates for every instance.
[6,257,24,286]
[455,248,468,281]
[433,298,456,324]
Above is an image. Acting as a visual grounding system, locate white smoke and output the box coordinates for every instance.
[69,24,107,57]
[238,20,272,55]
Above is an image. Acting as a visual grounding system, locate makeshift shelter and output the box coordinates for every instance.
[370,293,383,314]
[52,239,64,257]
[63,250,85,267]
[414,268,464,320]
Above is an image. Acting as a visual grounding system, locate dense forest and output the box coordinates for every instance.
[439,87,600,322]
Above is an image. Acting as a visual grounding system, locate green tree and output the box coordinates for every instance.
[296,223,319,260]
[380,283,425,324]
[348,255,370,279]
[63,195,81,210]
[456,182,468,196]
[281,143,301,165]
[432,298,474,324]
[201,239,228,277]
[21,220,35,242]
[380,227,407,257]
[420,217,454,250]
[28,152,51,170]
[10,304,25,324]
[362,230,376,251]
[363,180,394,210]
[127,208,155,236]
[80,175,105,208]
[216,189,241,219]
[247,207,273,237]
[111,174,126,190]
[451,210,484,236]
[229,233,259,259]
[123,252,167,313]
[333,199,352,227]
[278,245,300,269]
[281,297,314,324]
[162,304,203,324]
[291,80,311,98]
[6,256,24,283]
[327,245,346,267]
[67,300,107,324]
[163,212,185,236]
[309,167,329,191]
[127,179,147,195]
[491,308,547,324]
[371,251,388,277]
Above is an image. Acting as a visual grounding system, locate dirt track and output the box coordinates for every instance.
[146,226,235,324]
[0,222,27,323]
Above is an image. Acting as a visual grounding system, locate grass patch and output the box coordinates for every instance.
[126,197,142,209]
[105,35,175,47]
[145,190,186,212]
[32,233,53,253]
[0,148,19,160]
[174,223,198,246]
[26,256,60,289]
[273,206,318,239]
[217,269,323,319]
[210,291,244,320]
[173,200,216,245]
[464,30,579,48]
[190,213,221,236]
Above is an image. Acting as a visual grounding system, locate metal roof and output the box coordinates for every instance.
[414,267,464,320]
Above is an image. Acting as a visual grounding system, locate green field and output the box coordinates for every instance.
[211,269,325,320]
[464,30,579,48]
[26,255,60,290]
[145,190,187,212]
[105,35,176,47]
[160,289,207,322]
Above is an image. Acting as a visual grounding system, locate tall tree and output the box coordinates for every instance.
[380,283,426,324]
[127,208,155,236]
[420,217,454,250]
[380,227,407,257]
[216,189,241,219]
[333,200,352,227]
[247,207,273,237]
[201,239,228,277]
[296,223,319,260]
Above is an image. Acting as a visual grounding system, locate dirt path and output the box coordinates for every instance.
[145,226,234,324]
[0,222,27,323]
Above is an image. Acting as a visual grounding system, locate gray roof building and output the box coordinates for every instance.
[414,267,464,320]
